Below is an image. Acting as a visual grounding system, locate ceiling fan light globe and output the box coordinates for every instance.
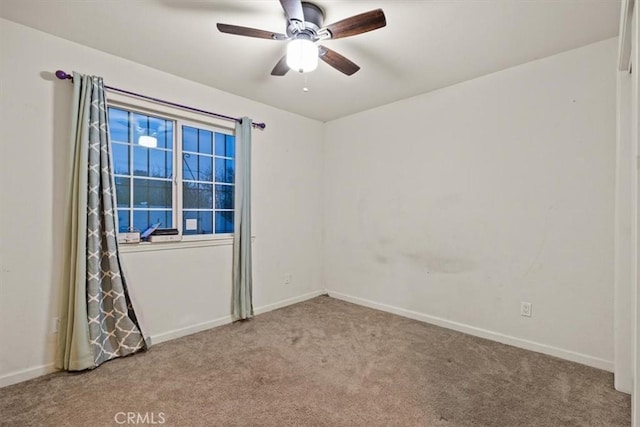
[286,39,318,73]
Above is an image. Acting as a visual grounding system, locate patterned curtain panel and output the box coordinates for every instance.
[232,117,254,320]
[56,72,147,371]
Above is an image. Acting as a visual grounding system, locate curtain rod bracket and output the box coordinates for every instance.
[54,70,266,130]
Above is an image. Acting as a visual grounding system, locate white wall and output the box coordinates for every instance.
[0,18,325,386]
[324,39,618,370]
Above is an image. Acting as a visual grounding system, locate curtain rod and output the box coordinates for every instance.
[54,70,266,130]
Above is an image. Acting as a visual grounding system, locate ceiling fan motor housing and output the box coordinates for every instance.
[286,2,325,38]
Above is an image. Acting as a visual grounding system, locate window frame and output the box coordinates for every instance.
[178,118,236,242]
[107,92,236,246]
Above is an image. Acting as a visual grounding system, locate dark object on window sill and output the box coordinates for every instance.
[151,228,180,236]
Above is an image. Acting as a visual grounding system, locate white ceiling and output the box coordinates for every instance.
[0,0,621,122]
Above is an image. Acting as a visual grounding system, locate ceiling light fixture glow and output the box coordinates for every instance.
[286,39,318,73]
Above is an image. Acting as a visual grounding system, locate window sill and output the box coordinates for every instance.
[119,236,239,253]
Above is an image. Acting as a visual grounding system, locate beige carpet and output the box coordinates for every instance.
[0,296,630,426]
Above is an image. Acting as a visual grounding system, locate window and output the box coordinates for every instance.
[108,106,235,240]
[182,126,235,235]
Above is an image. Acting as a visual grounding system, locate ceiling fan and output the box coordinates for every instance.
[216,0,386,76]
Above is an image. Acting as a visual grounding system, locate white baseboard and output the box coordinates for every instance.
[150,315,233,345]
[0,289,326,389]
[254,290,326,315]
[327,290,614,372]
[0,363,57,388]
[151,289,325,345]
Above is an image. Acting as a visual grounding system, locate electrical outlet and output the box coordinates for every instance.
[520,302,532,317]
[51,317,60,334]
[283,273,292,285]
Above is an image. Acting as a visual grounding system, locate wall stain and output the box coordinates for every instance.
[374,254,389,264]
[400,251,475,274]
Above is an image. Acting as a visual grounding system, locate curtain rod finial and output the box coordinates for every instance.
[254,122,266,130]
[55,70,72,80]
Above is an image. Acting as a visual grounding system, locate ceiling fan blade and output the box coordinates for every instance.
[271,55,290,76]
[279,0,305,23]
[217,23,286,40]
[323,9,386,40]
[318,46,360,76]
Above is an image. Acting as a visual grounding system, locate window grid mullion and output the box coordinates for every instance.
[175,118,181,234]
[128,111,134,231]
